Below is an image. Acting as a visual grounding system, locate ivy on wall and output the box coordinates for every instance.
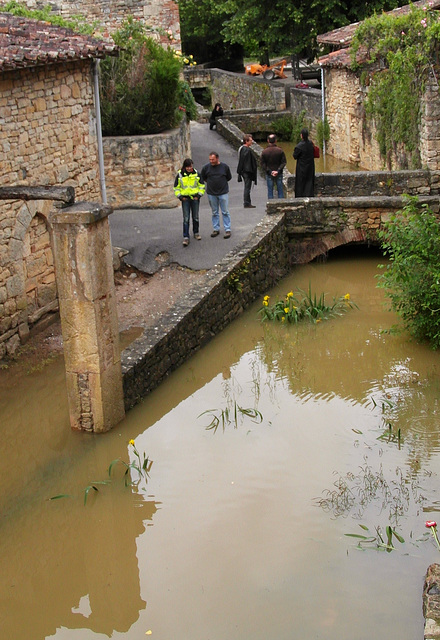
[350,3,440,168]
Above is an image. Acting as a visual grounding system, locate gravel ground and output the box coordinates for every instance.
[6,264,206,374]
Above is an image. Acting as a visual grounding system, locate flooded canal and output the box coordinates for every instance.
[261,140,361,174]
[1,248,439,640]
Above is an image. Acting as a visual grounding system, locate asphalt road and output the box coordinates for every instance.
[109,121,270,274]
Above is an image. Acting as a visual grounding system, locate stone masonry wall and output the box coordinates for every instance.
[103,118,190,208]
[289,86,322,139]
[287,169,440,198]
[0,60,100,357]
[323,67,440,171]
[22,0,181,46]
[122,213,289,408]
[184,68,286,112]
[420,81,440,171]
[323,67,382,169]
[1,62,100,198]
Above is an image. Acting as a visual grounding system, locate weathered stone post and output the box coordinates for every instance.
[50,201,125,432]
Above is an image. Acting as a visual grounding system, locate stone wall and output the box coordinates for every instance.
[122,213,289,408]
[322,67,380,169]
[289,86,322,138]
[420,81,440,171]
[0,61,101,357]
[103,118,190,209]
[322,66,440,171]
[22,0,181,46]
[287,169,440,197]
[184,68,286,112]
[1,62,100,198]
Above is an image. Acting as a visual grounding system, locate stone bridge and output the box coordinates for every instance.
[269,193,440,264]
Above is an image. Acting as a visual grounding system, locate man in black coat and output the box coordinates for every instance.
[293,128,315,197]
[237,134,258,208]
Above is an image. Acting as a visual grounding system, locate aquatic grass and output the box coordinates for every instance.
[49,440,152,504]
[199,403,263,434]
[315,458,425,524]
[345,523,405,552]
[83,481,111,505]
[108,439,152,487]
[259,285,358,324]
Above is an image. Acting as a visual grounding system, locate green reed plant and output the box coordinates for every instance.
[259,286,357,324]
[49,440,152,505]
[345,523,404,552]
[109,439,152,487]
[199,403,263,434]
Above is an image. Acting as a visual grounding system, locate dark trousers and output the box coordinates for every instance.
[182,198,200,238]
[242,172,253,205]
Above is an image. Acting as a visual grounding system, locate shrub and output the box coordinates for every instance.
[316,117,330,149]
[100,18,184,136]
[270,110,308,143]
[377,196,440,349]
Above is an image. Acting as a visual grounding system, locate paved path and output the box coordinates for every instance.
[109,121,269,274]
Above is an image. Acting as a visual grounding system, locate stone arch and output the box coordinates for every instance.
[8,199,57,340]
[291,228,369,264]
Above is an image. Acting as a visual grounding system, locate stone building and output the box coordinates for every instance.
[0,13,117,357]
[317,0,440,171]
[20,0,181,47]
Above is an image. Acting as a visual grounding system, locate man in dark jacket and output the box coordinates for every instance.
[261,134,286,199]
[201,152,232,238]
[237,134,258,208]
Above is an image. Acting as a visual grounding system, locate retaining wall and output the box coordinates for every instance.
[103,118,190,209]
[121,213,289,408]
[184,68,286,112]
[289,86,322,137]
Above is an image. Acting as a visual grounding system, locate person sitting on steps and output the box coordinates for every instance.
[209,103,223,130]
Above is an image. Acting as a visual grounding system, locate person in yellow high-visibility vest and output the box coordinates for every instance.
[173,158,205,246]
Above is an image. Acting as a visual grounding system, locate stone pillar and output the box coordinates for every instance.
[50,201,125,433]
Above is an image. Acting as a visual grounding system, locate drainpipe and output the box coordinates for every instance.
[320,66,326,159]
[93,60,107,205]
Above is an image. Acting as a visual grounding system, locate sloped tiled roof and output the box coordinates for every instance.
[317,0,440,48]
[0,12,118,72]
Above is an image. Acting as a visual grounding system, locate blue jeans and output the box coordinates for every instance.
[266,172,284,199]
[181,197,200,238]
[208,193,231,232]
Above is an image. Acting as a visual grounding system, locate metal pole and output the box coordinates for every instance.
[321,66,326,158]
[93,60,107,205]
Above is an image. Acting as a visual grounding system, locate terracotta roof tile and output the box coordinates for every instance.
[317,0,440,47]
[0,12,118,72]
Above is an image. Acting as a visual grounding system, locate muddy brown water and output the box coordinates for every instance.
[1,249,439,640]
[261,140,360,174]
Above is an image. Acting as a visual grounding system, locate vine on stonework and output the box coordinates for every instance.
[350,3,440,168]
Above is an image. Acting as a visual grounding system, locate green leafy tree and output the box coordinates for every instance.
[377,196,440,349]
[99,18,193,136]
[178,0,399,62]
[351,5,440,167]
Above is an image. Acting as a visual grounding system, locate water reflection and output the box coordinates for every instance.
[260,140,360,174]
[1,247,439,640]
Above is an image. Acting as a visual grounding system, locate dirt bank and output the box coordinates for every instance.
[4,263,206,375]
